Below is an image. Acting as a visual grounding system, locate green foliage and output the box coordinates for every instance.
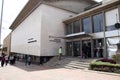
[90,60,120,73]
[112,54,118,62]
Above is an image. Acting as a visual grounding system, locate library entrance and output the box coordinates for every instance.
[66,40,92,58]
[66,41,81,57]
[82,40,91,58]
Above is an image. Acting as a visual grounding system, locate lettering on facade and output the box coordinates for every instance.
[28,38,37,43]
[28,38,34,40]
[28,40,37,43]
[49,39,61,43]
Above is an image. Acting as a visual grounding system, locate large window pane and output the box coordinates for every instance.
[93,13,103,33]
[82,17,91,33]
[107,37,118,58]
[66,23,72,35]
[73,41,81,57]
[93,39,104,58]
[73,20,80,33]
[105,8,119,31]
[66,42,72,56]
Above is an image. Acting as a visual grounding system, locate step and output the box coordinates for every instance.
[68,61,90,65]
[65,64,89,68]
[64,65,87,69]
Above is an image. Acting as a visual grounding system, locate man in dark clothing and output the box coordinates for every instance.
[1,55,5,67]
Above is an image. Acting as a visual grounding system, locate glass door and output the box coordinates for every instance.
[82,40,91,58]
[73,41,81,57]
[66,42,72,56]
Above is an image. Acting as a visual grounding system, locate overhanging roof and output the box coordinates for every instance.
[65,32,92,39]
[9,0,42,30]
[9,0,97,30]
[63,0,120,23]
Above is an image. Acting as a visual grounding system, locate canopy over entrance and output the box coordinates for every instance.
[65,32,92,39]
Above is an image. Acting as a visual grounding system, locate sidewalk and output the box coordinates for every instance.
[0,61,120,80]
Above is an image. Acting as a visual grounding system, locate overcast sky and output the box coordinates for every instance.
[0,0,102,44]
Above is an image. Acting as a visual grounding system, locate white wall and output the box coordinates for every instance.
[11,5,42,56]
[40,4,75,56]
[11,4,75,56]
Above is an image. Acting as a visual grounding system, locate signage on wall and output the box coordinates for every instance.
[28,38,37,43]
[49,39,61,43]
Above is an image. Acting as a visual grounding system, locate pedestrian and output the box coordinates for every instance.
[28,55,31,65]
[58,47,62,60]
[5,55,9,66]
[1,55,5,67]
[25,55,28,66]
[13,55,16,65]
[9,55,14,65]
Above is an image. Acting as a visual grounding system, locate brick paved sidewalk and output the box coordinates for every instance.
[0,61,120,80]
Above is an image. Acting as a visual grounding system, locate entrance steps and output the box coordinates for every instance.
[44,57,93,70]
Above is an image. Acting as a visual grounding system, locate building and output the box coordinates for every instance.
[9,0,96,63]
[5,0,120,63]
[64,0,120,58]
[3,33,11,55]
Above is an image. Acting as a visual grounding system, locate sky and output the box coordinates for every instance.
[0,0,102,44]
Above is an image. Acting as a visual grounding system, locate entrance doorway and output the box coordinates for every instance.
[66,42,72,56]
[82,40,91,58]
[73,41,81,57]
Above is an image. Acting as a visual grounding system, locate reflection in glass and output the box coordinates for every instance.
[73,20,80,33]
[93,13,103,33]
[73,41,81,57]
[82,17,91,33]
[66,23,72,35]
[107,37,118,58]
[66,42,72,56]
[93,39,104,58]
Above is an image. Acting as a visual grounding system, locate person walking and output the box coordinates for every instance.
[28,56,31,65]
[25,55,28,66]
[58,47,62,60]
[13,55,16,65]
[5,55,9,66]
[9,55,14,65]
[1,55,5,67]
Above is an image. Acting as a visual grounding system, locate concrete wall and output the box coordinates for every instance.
[47,0,92,13]
[11,4,75,56]
[3,33,11,55]
[11,4,42,56]
[40,4,75,56]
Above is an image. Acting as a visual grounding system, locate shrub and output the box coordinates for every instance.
[112,54,118,62]
[97,58,116,64]
[90,60,120,73]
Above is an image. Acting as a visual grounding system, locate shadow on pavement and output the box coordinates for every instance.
[13,61,55,72]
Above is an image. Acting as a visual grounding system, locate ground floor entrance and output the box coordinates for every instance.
[66,38,104,58]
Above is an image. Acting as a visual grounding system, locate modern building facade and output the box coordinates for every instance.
[4,0,120,63]
[64,0,120,58]
[3,33,11,55]
[8,0,96,63]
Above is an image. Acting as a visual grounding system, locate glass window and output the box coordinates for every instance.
[66,23,72,35]
[93,39,104,58]
[107,37,118,58]
[73,20,80,33]
[105,8,119,31]
[82,17,91,33]
[66,42,72,56]
[93,13,103,33]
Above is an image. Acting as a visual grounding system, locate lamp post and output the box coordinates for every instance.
[0,0,4,44]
